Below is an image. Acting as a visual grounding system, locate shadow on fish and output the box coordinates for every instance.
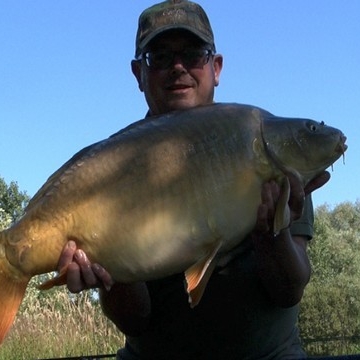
[0,103,347,344]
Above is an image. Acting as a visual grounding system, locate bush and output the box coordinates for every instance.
[299,201,360,356]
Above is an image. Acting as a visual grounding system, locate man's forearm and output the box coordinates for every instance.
[252,229,311,308]
[100,281,151,336]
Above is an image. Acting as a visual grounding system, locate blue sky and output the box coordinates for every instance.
[0,1,359,209]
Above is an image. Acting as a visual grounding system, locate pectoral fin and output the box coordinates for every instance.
[273,176,291,235]
[185,241,222,308]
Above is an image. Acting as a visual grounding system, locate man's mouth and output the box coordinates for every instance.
[166,83,192,91]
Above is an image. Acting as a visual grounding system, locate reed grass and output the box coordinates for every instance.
[0,280,124,360]
[1,276,359,358]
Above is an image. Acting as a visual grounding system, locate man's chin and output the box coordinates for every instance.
[165,99,198,113]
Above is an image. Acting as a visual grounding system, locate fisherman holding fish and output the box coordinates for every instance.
[58,1,330,359]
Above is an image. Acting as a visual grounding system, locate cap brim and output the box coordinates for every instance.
[136,25,214,58]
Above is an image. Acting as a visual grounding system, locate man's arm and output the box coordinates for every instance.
[252,228,311,307]
[99,282,151,336]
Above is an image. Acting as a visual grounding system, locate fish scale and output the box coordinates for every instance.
[0,103,347,344]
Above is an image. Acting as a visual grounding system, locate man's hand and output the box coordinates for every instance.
[58,240,114,293]
[304,171,330,195]
[288,170,330,224]
[255,171,330,234]
[58,241,151,335]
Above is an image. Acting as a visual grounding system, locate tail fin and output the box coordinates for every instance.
[0,258,29,344]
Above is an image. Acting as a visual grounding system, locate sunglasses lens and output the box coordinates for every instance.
[143,49,213,70]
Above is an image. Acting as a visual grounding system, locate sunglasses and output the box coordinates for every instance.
[139,48,215,70]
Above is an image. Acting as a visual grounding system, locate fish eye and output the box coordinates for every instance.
[307,120,322,132]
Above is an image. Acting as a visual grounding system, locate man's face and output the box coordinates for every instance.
[132,31,223,116]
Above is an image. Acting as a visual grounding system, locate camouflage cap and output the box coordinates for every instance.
[135,0,215,58]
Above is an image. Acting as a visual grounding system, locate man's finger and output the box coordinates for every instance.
[74,249,99,288]
[285,173,304,212]
[67,262,85,293]
[57,240,77,271]
[254,204,270,234]
[304,171,331,195]
[92,263,115,291]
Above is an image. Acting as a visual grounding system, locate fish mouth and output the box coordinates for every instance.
[336,134,347,154]
[335,134,347,164]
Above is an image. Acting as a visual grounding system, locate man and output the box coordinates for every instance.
[59,1,329,359]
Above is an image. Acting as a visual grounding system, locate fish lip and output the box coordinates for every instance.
[337,143,348,154]
[336,135,347,165]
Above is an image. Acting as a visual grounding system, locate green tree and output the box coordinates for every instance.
[0,208,11,231]
[299,200,360,355]
[0,176,30,227]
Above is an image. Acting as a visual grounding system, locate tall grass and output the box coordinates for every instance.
[3,275,360,358]
[0,280,124,360]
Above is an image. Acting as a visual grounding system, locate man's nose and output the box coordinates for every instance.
[170,54,187,73]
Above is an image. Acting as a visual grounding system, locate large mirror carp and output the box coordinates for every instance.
[0,103,347,343]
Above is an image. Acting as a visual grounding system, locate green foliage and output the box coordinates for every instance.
[0,176,29,226]
[300,200,360,356]
[0,208,11,231]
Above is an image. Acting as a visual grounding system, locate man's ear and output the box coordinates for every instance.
[213,54,223,87]
[131,60,144,92]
